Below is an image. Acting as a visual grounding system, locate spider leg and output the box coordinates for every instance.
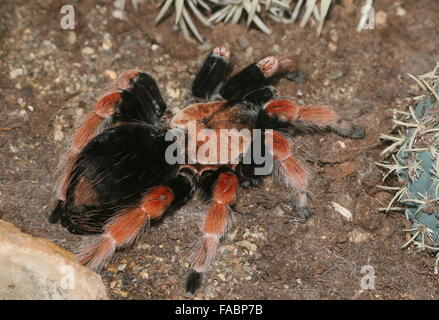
[112,72,167,125]
[76,185,175,271]
[191,46,230,100]
[220,56,293,102]
[244,86,277,107]
[260,99,366,139]
[186,171,239,294]
[50,123,179,230]
[265,130,312,219]
[55,70,167,203]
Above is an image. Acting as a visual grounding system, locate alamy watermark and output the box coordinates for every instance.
[360,265,376,290]
[59,264,76,290]
[165,122,274,176]
[357,4,376,32]
[60,5,75,30]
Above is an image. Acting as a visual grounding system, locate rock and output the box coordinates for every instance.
[329,29,338,42]
[376,11,387,27]
[286,71,307,84]
[54,129,64,142]
[273,205,285,217]
[10,68,24,79]
[236,240,257,252]
[328,42,337,52]
[0,220,107,300]
[395,6,407,17]
[103,69,117,81]
[102,33,113,50]
[328,70,344,80]
[67,31,77,45]
[81,47,95,55]
[153,66,165,74]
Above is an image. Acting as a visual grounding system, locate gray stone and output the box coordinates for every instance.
[0,220,108,300]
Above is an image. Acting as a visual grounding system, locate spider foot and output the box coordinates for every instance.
[257,56,279,77]
[186,269,203,294]
[347,125,366,139]
[192,46,230,100]
[212,46,230,60]
[332,119,366,140]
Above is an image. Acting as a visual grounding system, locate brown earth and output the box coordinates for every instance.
[1,0,439,299]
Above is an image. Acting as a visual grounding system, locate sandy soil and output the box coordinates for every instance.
[1,0,439,299]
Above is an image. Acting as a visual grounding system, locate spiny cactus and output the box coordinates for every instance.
[155,0,213,43]
[154,0,337,42]
[377,64,439,272]
[116,0,374,43]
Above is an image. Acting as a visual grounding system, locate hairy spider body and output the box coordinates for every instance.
[49,47,365,293]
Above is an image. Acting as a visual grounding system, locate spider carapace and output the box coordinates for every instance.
[49,47,365,293]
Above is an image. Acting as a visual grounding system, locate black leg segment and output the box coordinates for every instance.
[113,72,167,125]
[244,86,277,107]
[191,47,230,100]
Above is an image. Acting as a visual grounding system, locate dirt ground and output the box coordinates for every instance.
[1,0,439,300]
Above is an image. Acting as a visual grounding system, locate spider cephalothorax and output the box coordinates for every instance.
[49,46,365,294]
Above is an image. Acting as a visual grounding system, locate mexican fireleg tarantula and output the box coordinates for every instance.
[49,46,365,293]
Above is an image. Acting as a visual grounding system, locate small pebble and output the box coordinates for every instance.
[114,290,128,298]
[10,68,24,79]
[329,29,338,42]
[273,205,285,217]
[236,240,257,252]
[102,33,113,50]
[328,70,344,80]
[153,66,165,74]
[396,6,407,17]
[103,69,117,81]
[328,42,337,52]
[118,263,127,271]
[112,9,127,20]
[376,11,387,26]
[286,71,307,84]
[81,47,95,55]
[54,130,64,141]
[67,31,77,45]
[167,88,181,99]
[106,266,118,273]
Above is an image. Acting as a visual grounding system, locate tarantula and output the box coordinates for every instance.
[49,46,365,294]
